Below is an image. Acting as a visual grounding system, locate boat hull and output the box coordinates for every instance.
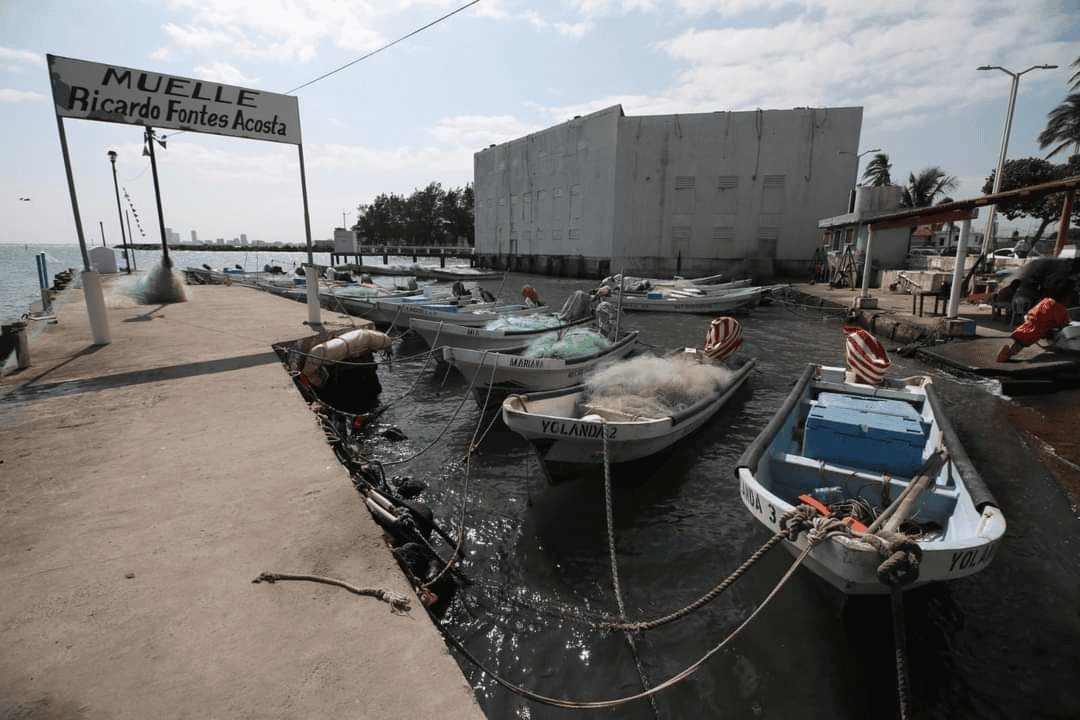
[410,315,592,351]
[618,286,770,313]
[442,331,640,405]
[735,364,1006,594]
[503,357,756,466]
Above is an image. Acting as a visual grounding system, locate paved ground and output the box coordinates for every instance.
[0,274,483,720]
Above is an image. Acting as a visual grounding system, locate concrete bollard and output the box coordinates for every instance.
[2,321,30,370]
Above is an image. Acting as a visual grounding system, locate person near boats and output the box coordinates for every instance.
[996,280,1075,362]
[522,284,542,307]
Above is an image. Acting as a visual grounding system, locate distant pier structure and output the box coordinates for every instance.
[328,227,477,268]
[473,104,864,279]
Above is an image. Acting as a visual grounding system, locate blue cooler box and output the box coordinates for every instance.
[803,394,928,476]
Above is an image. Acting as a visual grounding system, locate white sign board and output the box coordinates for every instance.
[47,54,301,145]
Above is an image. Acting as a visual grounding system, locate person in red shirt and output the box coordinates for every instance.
[996,280,1075,362]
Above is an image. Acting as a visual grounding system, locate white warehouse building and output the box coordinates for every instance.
[473,104,863,279]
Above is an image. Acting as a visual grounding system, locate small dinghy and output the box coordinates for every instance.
[735,326,1006,594]
[502,316,754,473]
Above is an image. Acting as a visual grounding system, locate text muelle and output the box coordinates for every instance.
[101,67,260,108]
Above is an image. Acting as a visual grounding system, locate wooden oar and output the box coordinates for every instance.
[864,448,948,535]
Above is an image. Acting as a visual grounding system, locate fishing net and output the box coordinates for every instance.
[131,256,187,304]
[522,328,612,359]
[583,354,734,418]
[483,314,565,331]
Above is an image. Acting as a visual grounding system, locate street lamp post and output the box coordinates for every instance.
[107,150,131,273]
[840,147,881,187]
[977,64,1057,255]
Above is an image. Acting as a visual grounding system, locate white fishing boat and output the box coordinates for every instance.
[735,328,1005,594]
[604,275,753,296]
[369,295,544,329]
[502,351,755,471]
[410,313,591,350]
[616,285,774,313]
[441,328,640,407]
[409,290,599,350]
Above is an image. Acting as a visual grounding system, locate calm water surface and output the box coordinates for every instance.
[367,273,1080,720]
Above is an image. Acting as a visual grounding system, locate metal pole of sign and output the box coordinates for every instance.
[297,143,321,326]
[53,113,110,345]
[145,126,170,265]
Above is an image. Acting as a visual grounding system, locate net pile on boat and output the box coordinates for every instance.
[483,314,565,331]
[521,328,612,359]
[583,355,734,418]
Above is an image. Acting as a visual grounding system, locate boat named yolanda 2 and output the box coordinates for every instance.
[502,316,754,475]
[735,326,1005,594]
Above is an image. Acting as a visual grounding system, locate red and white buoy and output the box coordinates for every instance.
[844,325,890,384]
[703,316,742,361]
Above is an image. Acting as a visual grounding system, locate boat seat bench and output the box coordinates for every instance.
[768,453,959,523]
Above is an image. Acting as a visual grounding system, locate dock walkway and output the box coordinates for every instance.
[789,281,1080,382]
[0,277,483,719]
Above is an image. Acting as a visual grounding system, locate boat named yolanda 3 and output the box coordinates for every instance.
[502,316,754,475]
[735,326,1006,594]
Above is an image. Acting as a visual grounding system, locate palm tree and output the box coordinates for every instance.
[861,153,893,186]
[899,167,958,208]
[1038,56,1080,159]
[1038,93,1080,159]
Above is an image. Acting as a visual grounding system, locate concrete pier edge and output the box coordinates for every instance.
[0,275,484,719]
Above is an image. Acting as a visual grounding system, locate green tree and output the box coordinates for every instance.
[441,183,474,245]
[1038,56,1080,159]
[899,166,957,208]
[354,182,474,246]
[982,157,1069,243]
[861,153,893,186]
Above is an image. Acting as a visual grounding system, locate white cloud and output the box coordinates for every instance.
[0,88,46,102]
[597,4,1071,124]
[191,62,259,85]
[156,0,406,63]
[429,114,541,147]
[0,47,42,65]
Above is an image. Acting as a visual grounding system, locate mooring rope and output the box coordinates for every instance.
[891,587,912,720]
[600,421,661,718]
[441,542,817,710]
[251,571,411,613]
[418,360,499,589]
[382,351,494,467]
[603,504,829,632]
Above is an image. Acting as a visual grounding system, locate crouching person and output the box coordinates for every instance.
[996,281,1074,362]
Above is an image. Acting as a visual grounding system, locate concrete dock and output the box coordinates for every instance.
[0,276,483,719]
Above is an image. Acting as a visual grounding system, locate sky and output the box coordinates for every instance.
[1,0,1078,247]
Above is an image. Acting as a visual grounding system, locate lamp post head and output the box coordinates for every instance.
[107,150,117,164]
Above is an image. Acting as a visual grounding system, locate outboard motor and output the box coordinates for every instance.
[452,281,469,297]
[557,290,591,322]
[594,300,617,338]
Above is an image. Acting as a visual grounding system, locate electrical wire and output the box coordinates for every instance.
[161,0,480,140]
[285,1,480,94]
